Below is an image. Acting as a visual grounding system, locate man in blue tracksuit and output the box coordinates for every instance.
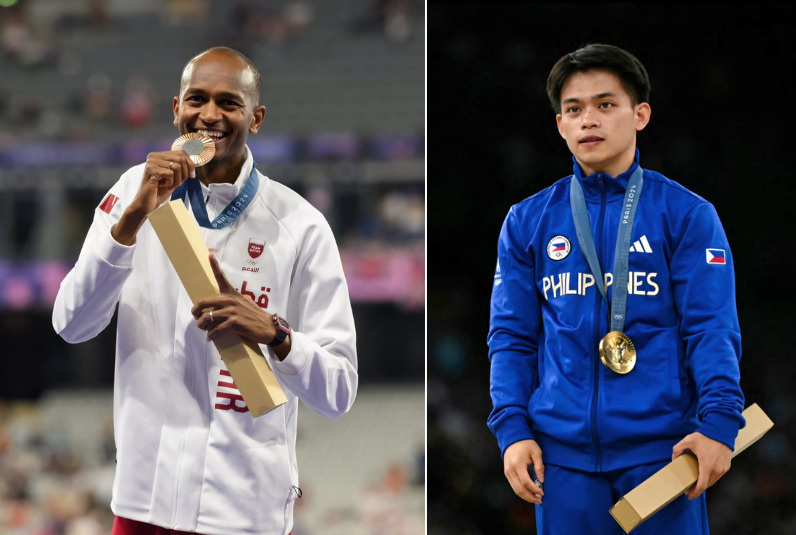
[487,43,745,534]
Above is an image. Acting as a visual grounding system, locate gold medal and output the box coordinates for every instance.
[171,133,215,166]
[599,331,636,374]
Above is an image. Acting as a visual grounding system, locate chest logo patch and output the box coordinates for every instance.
[546,235,571,261]
[629,235,653,254]
[248,238,265,259]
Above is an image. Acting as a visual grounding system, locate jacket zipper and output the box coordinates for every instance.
[589,175,606,471]
[170,435,187,528]
[171,289,198,528]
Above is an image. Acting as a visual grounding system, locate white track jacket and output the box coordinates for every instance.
[53,148,358,535]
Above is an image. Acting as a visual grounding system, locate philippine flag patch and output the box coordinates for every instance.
[98,194,119,214]
[546,235,571,261]
[706,248,726,264]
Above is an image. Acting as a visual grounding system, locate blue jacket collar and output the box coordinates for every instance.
[572,149,641,199]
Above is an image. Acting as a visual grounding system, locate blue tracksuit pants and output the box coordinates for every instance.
[535,461,709,534]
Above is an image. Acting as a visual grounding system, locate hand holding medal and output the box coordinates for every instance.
[168,133,260,230]
[172,133,215,166]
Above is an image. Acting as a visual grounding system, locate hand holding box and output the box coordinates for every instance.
[610,403,774,533]
[148,199,287,417]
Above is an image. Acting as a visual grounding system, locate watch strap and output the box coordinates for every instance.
[269,313,291,347]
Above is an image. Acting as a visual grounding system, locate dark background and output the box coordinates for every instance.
[428,3,796,534]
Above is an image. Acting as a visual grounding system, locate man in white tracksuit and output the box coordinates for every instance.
[52,47,358,535]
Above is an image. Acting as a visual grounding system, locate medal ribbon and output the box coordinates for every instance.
[570,166,643,332]
[171,164,259,229]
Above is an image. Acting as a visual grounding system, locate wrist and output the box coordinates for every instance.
[112,207,148,245]
[269,313,291,348]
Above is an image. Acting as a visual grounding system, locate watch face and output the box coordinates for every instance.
[277,316,290,332]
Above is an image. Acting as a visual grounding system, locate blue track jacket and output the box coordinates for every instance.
[487,151,745,472]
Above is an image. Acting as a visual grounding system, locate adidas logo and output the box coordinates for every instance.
[494,259,502,285]
[629,235,653,254]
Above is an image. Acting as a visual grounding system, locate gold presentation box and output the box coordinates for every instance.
[148,199,287,417]
[610,403,774,533]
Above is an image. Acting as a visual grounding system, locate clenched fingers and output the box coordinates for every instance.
[503,439,545,505]
[144,151,196,190]
[674,432,731,500]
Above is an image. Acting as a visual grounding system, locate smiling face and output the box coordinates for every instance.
[555,69,650,178]
[173,51,265,182]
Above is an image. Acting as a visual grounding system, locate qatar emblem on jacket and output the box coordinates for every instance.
[243,238,267,273]
[248,238,265,259]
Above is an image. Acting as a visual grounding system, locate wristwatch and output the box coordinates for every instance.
[269,313,291,347]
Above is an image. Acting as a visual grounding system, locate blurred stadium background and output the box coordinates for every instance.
[429,3,795,535]
[0,1,425,534]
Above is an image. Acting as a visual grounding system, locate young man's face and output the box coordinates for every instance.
[173,52,265,169]
[556,69,650,178]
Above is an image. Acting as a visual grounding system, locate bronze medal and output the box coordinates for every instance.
[599,331,636,374]
[172,133,215,166]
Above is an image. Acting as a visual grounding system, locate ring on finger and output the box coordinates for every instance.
[209,310,214,322]
[168,161,174,170]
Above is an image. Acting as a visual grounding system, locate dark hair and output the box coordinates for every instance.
[180,46,262,104]
[546,44,650,114]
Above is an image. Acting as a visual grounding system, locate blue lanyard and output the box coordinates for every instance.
[569,167,643,332]
[171,164,259,229]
